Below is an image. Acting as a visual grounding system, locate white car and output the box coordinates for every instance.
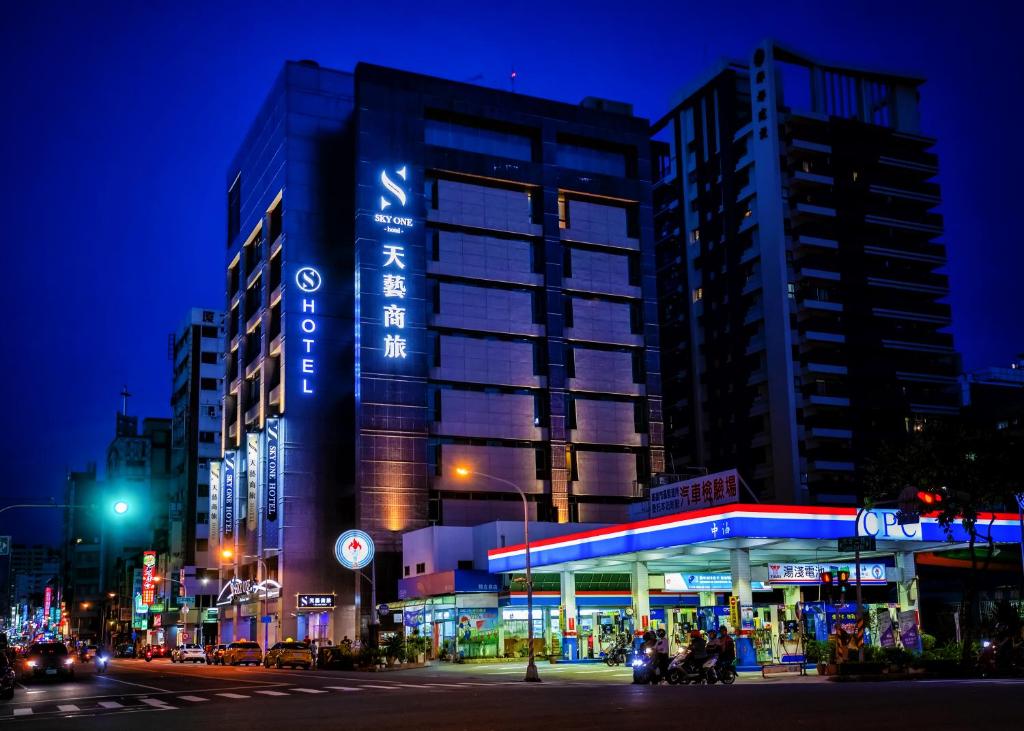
[171,644,206,663]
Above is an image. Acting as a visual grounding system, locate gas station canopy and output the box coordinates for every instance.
[487,504,1022,575]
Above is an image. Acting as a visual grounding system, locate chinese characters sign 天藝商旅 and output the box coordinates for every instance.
[376,167,414,362]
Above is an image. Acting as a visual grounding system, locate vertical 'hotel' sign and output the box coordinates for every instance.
[266,418,279,522]
[246,433,259,530]
[223,451,236,537]
[375,166,414,361]
[294,266,323,395]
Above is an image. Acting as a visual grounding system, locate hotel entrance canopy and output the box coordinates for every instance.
[487,504,1021,575]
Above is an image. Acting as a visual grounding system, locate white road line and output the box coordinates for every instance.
[57,705,81,712]
[140,698,174,708]
[455,682,492,686]
[358,684,401,690]
[94,674,171,693]
[422,683,468,688]
[179,695,209,702]
[217,693,251,699]
[325,686,363,692]
[290,688,327,694]
[255,690,290,696]
[98,701,124,709]
[13,708,32,716]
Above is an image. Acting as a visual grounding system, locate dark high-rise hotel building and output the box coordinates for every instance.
[652,42,958,505]
[217,61,663,643]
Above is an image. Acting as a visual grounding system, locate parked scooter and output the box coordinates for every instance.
[604,634,631,667]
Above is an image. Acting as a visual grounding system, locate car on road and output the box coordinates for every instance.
[21,642,75,682]
[116,644,136,658]
[171,644,207,663]
[206,644,228,665]
[223,641,262,666]
[78,644,98,662]
[263,642,313,670]
[0,652,15,700]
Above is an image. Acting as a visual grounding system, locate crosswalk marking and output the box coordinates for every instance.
[291,687,327,694]
[216,693,250,699]
[179,695,209,702]
[325,686,363,692]
[255,690,290,696]
[98,701,124,709]
[359,684,400,690]
[140,698,174,708]
[57,705,81,712]
[13,709,33,716]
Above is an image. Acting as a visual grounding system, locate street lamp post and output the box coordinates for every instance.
[454,467,540,682]
[240,551,280,653]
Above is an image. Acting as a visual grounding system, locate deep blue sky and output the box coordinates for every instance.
[2,1,1021,546]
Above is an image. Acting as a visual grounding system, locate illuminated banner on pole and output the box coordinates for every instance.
[266,418,279,522]
[43,587,52,626]
[223,451,236,537]
[294,266,322,395]
[209,460,221,541]
[246,432,259,531]
[141,551,157,606]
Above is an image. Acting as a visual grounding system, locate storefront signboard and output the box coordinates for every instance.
[246,432,259,531]
[767,562,887,585]
[141,551,157,605]
[209,461,220,540]
[649,469,740,518]
[663,573,770,592]
[297,594,335,609]
[335,530,374,570]
[857,509,922,541]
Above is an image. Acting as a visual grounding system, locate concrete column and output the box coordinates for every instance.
[729,547,753,611]
[631,562,650,635]
[895,552,918,611]
[561,571,578,660]
[730,547,757,668]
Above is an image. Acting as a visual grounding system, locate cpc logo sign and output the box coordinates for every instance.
[335,530,375,570]
[295,267,322,293]
[857,509,921,541]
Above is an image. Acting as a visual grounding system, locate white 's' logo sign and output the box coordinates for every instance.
[295,267,322,293]
[379,167,407,210]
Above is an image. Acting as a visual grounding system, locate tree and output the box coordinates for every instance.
[864,420,1022,663]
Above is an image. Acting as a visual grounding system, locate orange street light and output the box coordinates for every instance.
[221,548,234,560]
[454,466,471,477]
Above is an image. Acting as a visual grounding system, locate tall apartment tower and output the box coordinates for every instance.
[217,61,663,644]
[652,41,958,505]
[169,308,225,641]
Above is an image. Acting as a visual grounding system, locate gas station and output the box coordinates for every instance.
[485,503,1022,669]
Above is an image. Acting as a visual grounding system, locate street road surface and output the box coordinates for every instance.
[2,658,1020,729]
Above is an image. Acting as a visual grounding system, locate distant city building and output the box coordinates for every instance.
[651,41,959,505]
[216,60,663,645]
[961,354,1024,435]
[5,544,60,638]
[168,308,226,644]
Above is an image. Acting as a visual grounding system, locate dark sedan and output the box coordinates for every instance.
[21,643,75,681]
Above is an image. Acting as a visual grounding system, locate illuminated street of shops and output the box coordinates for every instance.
[2,659,1022,729]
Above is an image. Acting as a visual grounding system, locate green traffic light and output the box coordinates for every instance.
[113,500,129,515]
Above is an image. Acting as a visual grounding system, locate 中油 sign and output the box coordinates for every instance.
[335,530,375,570]
[648,469,740,518]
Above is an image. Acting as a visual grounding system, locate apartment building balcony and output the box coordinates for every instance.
[881,339,956,355]
[790,169,834,186]
[864,213,943,236]
[799,299,843,315]
[809,460,855,473]
[807,427,854,440]
[806,394,851,408]
[866,276,948,296]
[244,402,261,427]
[794,235,839,254]
[863,244,946,266]
[799,267,841,282]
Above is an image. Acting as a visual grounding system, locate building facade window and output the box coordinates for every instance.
[424,116,535,161]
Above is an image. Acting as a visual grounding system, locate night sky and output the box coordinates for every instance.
[2,1,1021,546]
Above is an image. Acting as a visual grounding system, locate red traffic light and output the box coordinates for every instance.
[917,490,943,505]
[820,571,833,585]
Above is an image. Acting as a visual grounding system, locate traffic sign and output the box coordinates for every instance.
[182,632,190,641]
[334,530,375,570]
[0,536,10,556]
[838,536,876,552]
[261,615,272,624]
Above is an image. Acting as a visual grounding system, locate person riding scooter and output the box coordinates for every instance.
[654,629,670,681]
[682,629,708,674]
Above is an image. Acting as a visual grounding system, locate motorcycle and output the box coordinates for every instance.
[631,646,661,684]
[666,648,724,685]
[95,654,110,674]
[144,648,153,663]
[604,635,631,667]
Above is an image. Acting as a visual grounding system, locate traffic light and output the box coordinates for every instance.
[837,569,851,593]
[916,490,943,507]
[820,571,833,587]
